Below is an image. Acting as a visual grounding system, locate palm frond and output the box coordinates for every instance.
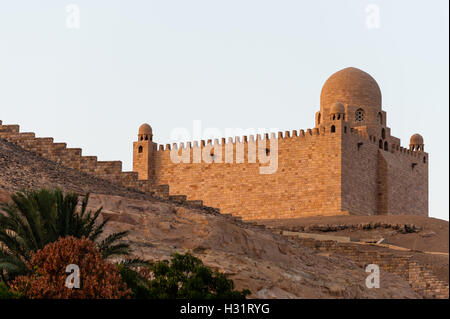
[119,258,152,268]
[0,188,133,281]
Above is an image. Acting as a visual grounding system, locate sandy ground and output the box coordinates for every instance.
[1,138,447,297]
[256,215,449,283]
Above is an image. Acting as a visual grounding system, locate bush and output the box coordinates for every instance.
[119,253,250,299]
[0,281,22,299]
[0,189,130,281]
[10,236,130,299]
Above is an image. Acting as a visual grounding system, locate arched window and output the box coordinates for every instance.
[331,125,336,133]
[423,156,426,163]
[379,139,383,149]
[344,126,347,133]
[384,141,388,151]
[144,135,148,140]
[318,113,321,125]
[381,128,385,139]
[355,108,365,122]
[378,112,382,125]
[138,146,143,153]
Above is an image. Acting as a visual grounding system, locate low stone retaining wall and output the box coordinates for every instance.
[297,238,449,299]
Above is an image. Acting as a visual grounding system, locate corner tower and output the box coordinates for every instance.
[130,67,428,219]
[133,123,155,180]
[315,67,428,216]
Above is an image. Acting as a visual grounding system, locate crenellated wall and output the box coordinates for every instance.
[1,117,428,220]
[0,121,172,200]
[133,118,428,219]
[1,68,429,220]
[147,126,345,220]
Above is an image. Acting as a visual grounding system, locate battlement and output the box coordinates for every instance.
[347,127,427,161]
[131,114,428,219]
[0,67,431,220]
[155,127,324,154]
[0,121,199,204]
[150,124,426,166]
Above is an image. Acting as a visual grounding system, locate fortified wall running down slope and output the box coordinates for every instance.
[0,68,428,220]
[133,67,428,219]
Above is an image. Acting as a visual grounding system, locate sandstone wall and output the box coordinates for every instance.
[379,151,428,216]
[341,127,379,215]
[340,124,428,216]
[298,238,449,299]
[150,127,345,220]
[143,118,427,219]
[0,121,170,199]
[1,119,428,220]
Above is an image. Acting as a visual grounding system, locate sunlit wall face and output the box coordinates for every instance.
[0,0,448,220]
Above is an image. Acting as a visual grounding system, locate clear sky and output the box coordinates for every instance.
[0,1,448,220]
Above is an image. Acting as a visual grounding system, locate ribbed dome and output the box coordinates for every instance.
[410,134,423,145]
[320,67,381,112]
[138,123,152,136]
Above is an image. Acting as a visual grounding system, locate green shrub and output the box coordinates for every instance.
[0,188,130,281]
[0,281,22,299]
[119,253,250,299]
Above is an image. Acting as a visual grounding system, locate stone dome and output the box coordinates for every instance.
[330,102,345,114]
[138,123,152,136]
[320,67,381,112]
[410,133,423,145]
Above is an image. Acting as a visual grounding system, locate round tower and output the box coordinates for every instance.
[329,102,346,121]
[133,123,155,180]
[138,123,153,141]
[409,133,424,151]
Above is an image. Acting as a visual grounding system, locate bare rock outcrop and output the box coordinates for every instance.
[0,136,442,298]
[88,194,420,299]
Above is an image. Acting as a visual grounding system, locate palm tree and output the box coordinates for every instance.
[0,188,130,281]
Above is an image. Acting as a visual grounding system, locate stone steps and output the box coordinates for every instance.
[0,120,209,210]
[295,237,449,299]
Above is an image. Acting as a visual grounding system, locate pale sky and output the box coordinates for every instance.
[0,1,448,220]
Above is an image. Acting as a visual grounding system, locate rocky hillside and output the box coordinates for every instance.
[0,137,444,298]
[0,138,148,198]
[258,215,449,284]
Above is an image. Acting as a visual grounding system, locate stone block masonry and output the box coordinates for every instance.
[149,127,344,220]
[0,67,429,220]
[0,120,225,214]
[132,67,428,220]
[297,238,448,299]
[0,120,170,199]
